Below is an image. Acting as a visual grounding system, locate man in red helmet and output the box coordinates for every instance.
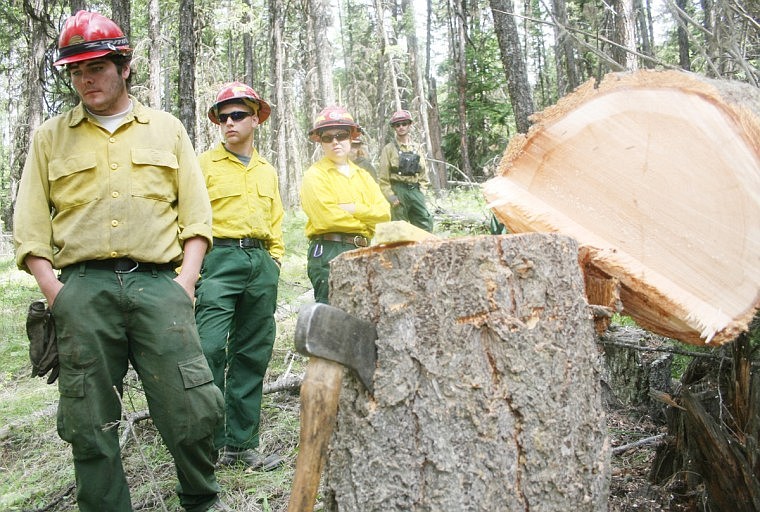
[300,105,390,303]
[378,109,434,232]
[195,82,284,470]
[13,11,228,512]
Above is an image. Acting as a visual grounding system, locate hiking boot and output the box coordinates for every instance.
[217,446,284,471]
[206,498,234,511]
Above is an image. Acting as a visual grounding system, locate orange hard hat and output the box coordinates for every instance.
[208,81,271,124]
[54,11,132,67]
[308,105,360,142]
[389,109,413,124]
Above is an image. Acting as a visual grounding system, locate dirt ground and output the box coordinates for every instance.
[607,405,704,512]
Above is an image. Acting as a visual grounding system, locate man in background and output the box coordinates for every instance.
[377,109,434,232]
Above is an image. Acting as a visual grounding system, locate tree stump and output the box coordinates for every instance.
[650,319,760,511]
[323,233,610,511]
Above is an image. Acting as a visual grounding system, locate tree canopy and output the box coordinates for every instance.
[0,0,757,227]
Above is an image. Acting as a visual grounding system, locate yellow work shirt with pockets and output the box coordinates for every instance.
[13,97,212,272]
[198,142,285,260]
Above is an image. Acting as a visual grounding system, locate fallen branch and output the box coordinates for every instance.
[612,433,666,455]
[597,337,760,369]
[264,373,303,394]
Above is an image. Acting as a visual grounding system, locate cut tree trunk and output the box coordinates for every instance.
[322,233,610,511]
[482,70,760,347]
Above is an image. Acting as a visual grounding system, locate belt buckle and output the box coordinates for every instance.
[353,235,365,247]
[115,259,139,273]
[239,238,246,248]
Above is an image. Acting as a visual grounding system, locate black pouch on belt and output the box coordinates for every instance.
[395,151,421,176]
[26,299,59,384]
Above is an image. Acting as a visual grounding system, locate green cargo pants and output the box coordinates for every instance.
[306,239,355,304]
[53,264,224,512]
[390,181,434,232]
[194,245,279,450]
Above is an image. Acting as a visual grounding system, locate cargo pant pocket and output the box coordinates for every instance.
[56,370,101,456]
[175,355,224,444]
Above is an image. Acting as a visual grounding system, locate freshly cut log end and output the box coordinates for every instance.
[483,70,760,346]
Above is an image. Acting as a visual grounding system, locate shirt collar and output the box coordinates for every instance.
[68,95,151,127]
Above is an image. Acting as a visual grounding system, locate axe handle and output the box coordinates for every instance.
[287,356,344,512]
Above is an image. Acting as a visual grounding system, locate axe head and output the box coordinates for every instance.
[295,303,377,393]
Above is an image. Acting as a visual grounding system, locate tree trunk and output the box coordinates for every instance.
[9,0,48,231]
[490,0,535,133]
[309,0,335,105]
[178,0,196,143]
[269,0,292,208]
[148,0,161,108]
[451,0,473,179]
[426,77,447,190]
[110,0,130,44]
[323,233,611,511]
[483,70,760,346]
[675,0,691,70]
[549,0,581,96]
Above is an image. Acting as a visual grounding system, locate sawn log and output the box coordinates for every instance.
[483,70,760,346]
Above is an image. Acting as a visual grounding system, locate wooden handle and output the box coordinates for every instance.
[287,357,345,512]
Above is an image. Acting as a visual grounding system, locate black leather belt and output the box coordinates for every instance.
[80,258,176,273]
[314,233,369,247]
[390,180,420,189]
[213,237,265,249]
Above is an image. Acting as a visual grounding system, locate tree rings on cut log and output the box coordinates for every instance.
[324,233,610,512]
[483,70,760,346]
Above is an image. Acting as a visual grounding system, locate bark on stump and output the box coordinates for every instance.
[323,233,611,511]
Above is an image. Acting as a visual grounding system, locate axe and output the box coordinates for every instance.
[287,303,377,512]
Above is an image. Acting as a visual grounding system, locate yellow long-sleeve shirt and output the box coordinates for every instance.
[198,143,285,260]
[13,97,212,272]
[300,157,390,240]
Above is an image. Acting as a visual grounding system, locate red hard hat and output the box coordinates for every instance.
[308,105,360,142]
[208,81,271,124]
[389,109,413,124]
[53,11,132,67]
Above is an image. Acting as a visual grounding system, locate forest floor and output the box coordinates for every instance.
[607,407,692,512]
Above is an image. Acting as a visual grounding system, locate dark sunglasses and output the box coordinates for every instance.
[392,120,411,127]
[218,111,253,123]
[320,132,351,143]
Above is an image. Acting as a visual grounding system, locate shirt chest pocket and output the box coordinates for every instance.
[130,149,179,202]
[207,175,244,202]
[49,153,99,211]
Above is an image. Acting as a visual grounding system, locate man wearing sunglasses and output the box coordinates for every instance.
[196,82,285,471]
[378,109,434,232]
[300,105,390,304]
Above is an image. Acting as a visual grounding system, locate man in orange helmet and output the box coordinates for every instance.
[195,82,284,470]
[300,106,390,303]
[378,109,434,232]
[13,11,228,512]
